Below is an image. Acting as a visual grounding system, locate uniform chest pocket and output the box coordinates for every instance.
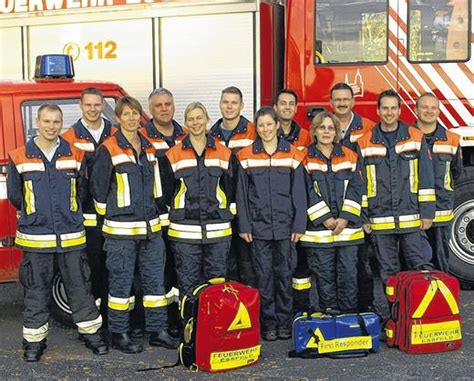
[61,171,79,212]
[309,171,326,197]
[208,168,227,209]
[335,171,354,199]
[22,172,45,215]
[436,154,454,192]
[115,171,131,208]
[399,153,419,193]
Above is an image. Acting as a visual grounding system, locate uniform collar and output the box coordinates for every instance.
[209,116,250,139]
[73,118,113,142]
[145,119,185,140]
[181,134,216,150]
[114,129,152,150]
[309,142,344,159]
[279,120,300,142]
[414,121,447,141]
[26,136,72,158]
[347,112,362,131]
[253,136,291,154]
[371,121,410,145]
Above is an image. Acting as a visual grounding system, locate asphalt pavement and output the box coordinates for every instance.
[1,281,474,380]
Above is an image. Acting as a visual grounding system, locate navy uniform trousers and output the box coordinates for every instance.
[307,245,359,312]
[20,250,100,339]
[171,239,231,297]
[104,235,167,333]
[251,239,297,333]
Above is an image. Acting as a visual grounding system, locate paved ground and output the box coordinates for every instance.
[1,281,473,380]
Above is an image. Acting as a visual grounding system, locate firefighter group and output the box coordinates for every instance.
[7,83,462,362]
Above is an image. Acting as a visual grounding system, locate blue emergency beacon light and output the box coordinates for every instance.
[34,54,75,79]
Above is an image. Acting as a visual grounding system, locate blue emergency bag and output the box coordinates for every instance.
[290,312,380,359]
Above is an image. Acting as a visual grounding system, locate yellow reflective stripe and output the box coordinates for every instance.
[150,217,162,233]
[61,235,86,248]
[341,199,361,217]
[70,178,78,212]
[418,189,436,202]
[108,295,129,311]
[207,228,232,239]
[128,296,136,311]
[229,202,237,216]
[436,280,459,315]
[409,158,419,193]
[313,180,321,196]
[399,220,421,229]
[116,172,131,208]
[168,229,202,240]
[152,160,163,198]
[103,219,147,236]
[143,295,168,308]
[386,328,393,339]
[76,315,103,334]
[24,180,35,215]
[412,280,438,318]
[434,210,454,223]
[308,201,331,221]
[444,162,453,191]
[366,165,376,198]
[292,277,311,290]
[386,286,394,296]
[23,323,48,342]
[301,228,364,244]
[15,231,57,249]
[165,287,180,304]
[215,179,227,209]
[371,215,420,230]
[159,213,170,227]
[361,195,368,208]
[168,222,231,240]
[94,199,106,215]
[83,213,98,227]
[174,179,187,209]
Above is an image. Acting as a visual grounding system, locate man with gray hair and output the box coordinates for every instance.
[141,88,186,337]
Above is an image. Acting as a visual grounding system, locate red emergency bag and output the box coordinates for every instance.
[385,270,462,354]
[179,278,261,372]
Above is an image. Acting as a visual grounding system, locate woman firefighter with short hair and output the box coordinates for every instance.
[91,96,177,353]
[300,111,364,314]
[165,102,234,297]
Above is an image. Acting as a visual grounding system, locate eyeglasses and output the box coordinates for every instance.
[316,125,336,132]
[331,98,352,103]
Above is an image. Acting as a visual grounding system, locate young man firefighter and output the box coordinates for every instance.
[330,82,376,312]
[415,92,462,272]
[209,86,257,286]
[140,88,186,336]
[7,104,108,362]
[273,88,313,313]
[357,90,435,292]
[62,88,117,318]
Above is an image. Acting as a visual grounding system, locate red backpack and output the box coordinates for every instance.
[179,279,261,372]
[385,270,462,354]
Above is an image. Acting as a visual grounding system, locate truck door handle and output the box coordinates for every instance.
[307,107,327,120]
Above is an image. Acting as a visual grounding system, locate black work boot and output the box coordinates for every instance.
[111,333,143,354]
[83,331,109,355]
[149,330,179,349]
[23,339,47,362]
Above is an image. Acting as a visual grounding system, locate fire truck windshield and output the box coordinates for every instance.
[21,97,117,142]
[314,0,388,65]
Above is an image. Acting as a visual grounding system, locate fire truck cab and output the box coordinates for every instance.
[0,56,142,319]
